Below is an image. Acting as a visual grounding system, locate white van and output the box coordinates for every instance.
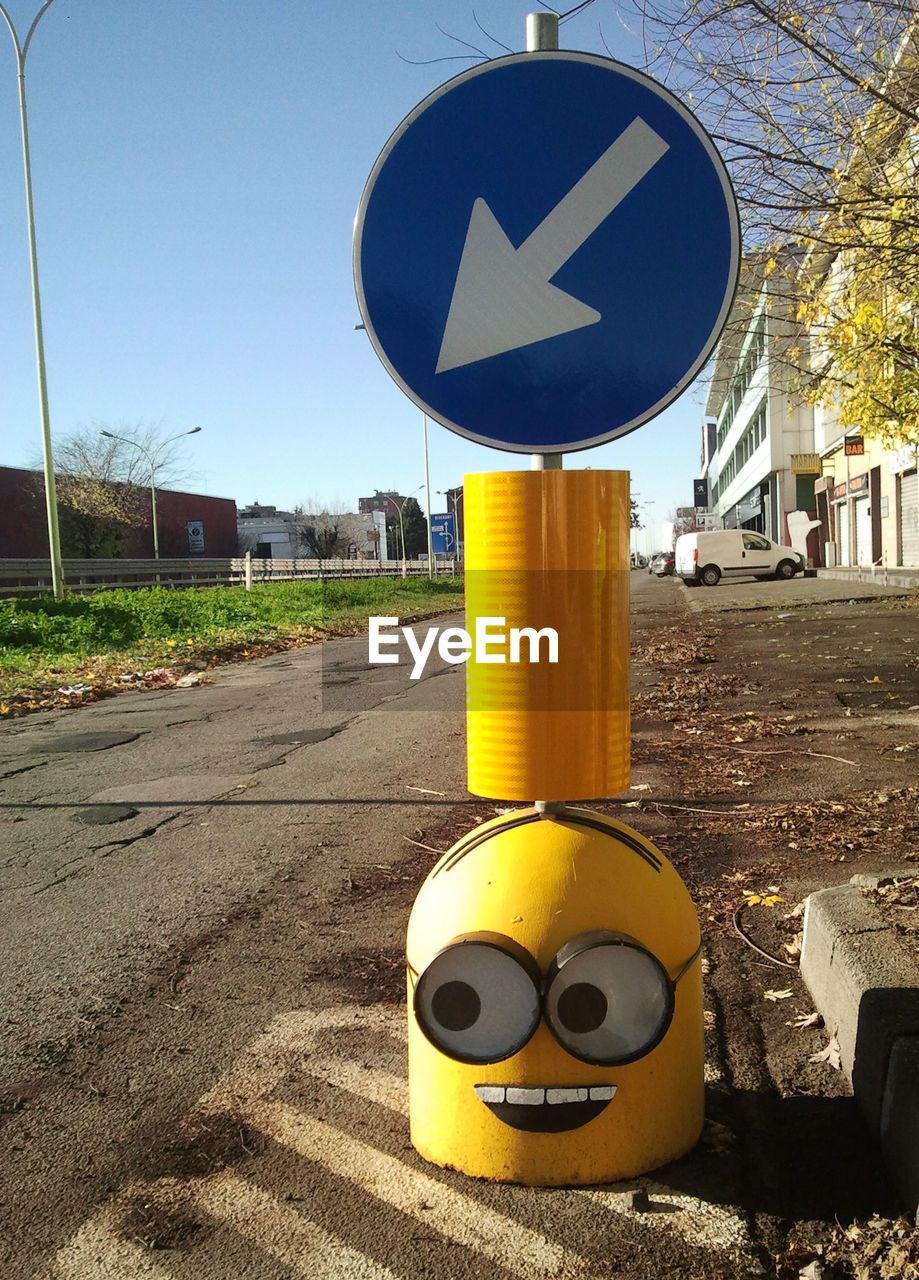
[675,530,805,587]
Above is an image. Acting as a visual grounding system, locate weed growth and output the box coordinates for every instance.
[0,576,464,704]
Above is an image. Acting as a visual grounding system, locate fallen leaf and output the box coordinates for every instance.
[783,932,803,960]
[788,1010,823,1029]
[809,1036,842,1069]
[798,1261,825,1280]
[175,672,203,688]
[764,988,794,1001]
[747,893,785,907]
[865,675,883,683]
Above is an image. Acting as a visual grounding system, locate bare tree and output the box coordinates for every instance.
[627,3,917,245]
[31,422,196,557]
[623,3,919,438]
[293,500,350,561]
[297,517,346,560]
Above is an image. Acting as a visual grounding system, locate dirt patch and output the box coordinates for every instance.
[119,1192,205,1252]
[152,1110,265,1181]
[860,873,919,967]
[320,946,406,1004]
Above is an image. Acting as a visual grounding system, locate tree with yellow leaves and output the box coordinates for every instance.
[627,1,919,442]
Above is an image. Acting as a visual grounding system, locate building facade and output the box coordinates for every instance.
[804,238,919,570]
[237,503,387,559]
[704,270,818,553]
[0,465,238,558]
[811,406,919,570]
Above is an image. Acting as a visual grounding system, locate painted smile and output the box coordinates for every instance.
[473,1083,617,1132]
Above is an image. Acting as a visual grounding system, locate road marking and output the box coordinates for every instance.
[579,1186,752,1251]
[47,1203,177,1280]
[43,1172,402,1280]
[42,1003,755,1277]
[245,1095,591,1280]
[190,1170,401,1279]
[300,1052,409,1114]
[196,1004,405,1110]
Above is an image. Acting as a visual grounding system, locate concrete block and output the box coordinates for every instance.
[801,880,919,1217]
[880,1036,919,1221]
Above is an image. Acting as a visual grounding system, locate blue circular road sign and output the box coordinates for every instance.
[354,52,740,454]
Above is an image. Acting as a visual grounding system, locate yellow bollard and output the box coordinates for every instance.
[406,807,704,1185]
[464,470,630,801]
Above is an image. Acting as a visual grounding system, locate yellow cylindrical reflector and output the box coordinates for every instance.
[464,470,629,801]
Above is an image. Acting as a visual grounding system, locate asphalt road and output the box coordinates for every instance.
[0,622,469,1082]
[3,573,919,1279]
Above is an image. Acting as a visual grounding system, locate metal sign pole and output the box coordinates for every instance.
[527,12,562,475]
[1,1,65,599]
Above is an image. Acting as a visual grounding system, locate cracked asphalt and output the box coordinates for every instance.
[0,634,466,1082]
[2,573,919,1279]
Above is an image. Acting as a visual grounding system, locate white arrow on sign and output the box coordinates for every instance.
[435,116,669,374]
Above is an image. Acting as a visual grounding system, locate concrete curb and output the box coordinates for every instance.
[674,574,913,614]
[818,567,919,591]
[800,873,919,1220]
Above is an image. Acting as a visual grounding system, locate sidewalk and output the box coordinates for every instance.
[658,568,919,1218]
[675,570,917,612]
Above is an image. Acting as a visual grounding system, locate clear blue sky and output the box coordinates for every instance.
[0,1,711,555]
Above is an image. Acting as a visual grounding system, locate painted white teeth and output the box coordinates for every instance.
[474,1084,616,1105]
[506,1087,545,1106]
[546,1087,589,1104]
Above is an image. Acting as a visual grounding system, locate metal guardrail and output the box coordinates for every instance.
[0,556,458,595]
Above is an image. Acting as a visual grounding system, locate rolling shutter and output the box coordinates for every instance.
[836,502,850,566]
[854,497,872,566]
[900,470,919,567]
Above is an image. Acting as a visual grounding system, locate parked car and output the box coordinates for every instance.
[649,551,675,576]
[675,530,804,587]
[647,551,666,574]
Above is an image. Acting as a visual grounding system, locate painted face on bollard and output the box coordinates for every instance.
[405,809,705,1185]
[413,929,697,1133]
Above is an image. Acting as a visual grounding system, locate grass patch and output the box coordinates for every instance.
[0,576,464,715]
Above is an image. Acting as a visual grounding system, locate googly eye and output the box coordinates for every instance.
[544,932,674,1065]
[413,937,541,1064]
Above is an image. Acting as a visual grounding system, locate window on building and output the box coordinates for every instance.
[715,309,768,449]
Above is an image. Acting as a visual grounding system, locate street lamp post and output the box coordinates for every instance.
[422,413,433,579]
[354,325,434,577]
[436,487,464,562]
[383,493,407,575]
[382,485,426,577]
[437,487,464,521]
[99,427,202,558]
[642,501,656,560]
[1,0,65,599]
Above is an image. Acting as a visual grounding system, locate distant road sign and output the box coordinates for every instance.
[354,51,739,454]
[430,512,456,555]
[186,521,204,553]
